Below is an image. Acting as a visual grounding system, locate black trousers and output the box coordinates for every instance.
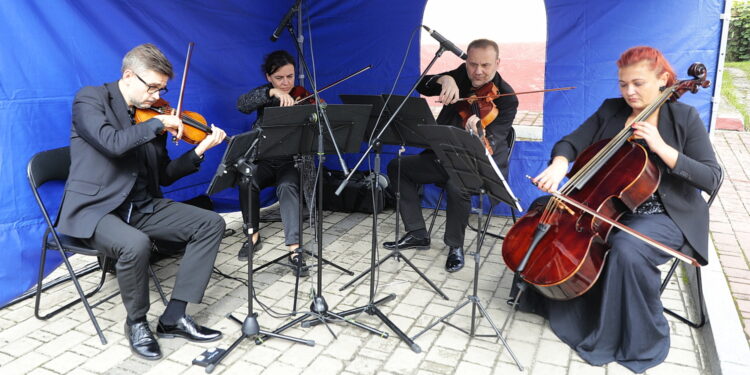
[388,152,471,248]
[238,157,300,245]
[84,198,225,321]
[388,150,510,248]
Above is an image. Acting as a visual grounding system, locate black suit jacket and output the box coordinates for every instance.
[551,98,721,264]
[57,81,203,239]
[417,64,518,168]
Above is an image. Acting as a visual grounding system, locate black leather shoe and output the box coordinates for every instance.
[383,233,431,250]
[125,321,161,360]
[238,237,262,261]
[289,253,309,277]
[445,247,465,272]
[156,315,222,342]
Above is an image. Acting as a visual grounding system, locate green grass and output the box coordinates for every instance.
[722,62,750,130]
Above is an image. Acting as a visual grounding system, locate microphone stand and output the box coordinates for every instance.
[259,7,387,342]
[327,44,450,353]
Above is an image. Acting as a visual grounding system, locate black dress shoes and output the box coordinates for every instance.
[445,247,465,272]
[383,233,431,250]
[125,321,161,360]
[237,237,262,261]
[156,315,222,342]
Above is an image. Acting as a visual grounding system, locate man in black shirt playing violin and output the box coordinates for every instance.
[383,39,518,272]
[57,43,227,360]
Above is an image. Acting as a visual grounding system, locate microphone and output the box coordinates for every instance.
[422,25,467,60]
[271,0,302,42]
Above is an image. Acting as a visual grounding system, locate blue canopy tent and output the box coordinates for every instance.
[0,0,728,306]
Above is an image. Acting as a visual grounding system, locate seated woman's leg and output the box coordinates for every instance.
[275,161,301,248]
[545,213,685,373]
[237,160,276,259]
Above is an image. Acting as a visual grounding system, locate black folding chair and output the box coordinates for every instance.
[27,146,167,345]
[427,126,517,236]
[659,166,724,328]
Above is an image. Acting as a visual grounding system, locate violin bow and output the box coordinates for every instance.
[294,65,372,104]
[545,189,700,267]
[455,86,576,102]
[171,42,195,144]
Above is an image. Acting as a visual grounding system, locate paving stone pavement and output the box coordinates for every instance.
[710,130,750,344]
[0,202,714,374]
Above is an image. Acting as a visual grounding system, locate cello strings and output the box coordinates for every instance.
[542,85,675,222]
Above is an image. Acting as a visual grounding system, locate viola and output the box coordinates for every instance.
[501,63,710,301]
[134,98,217,145]
[456,81,498,154]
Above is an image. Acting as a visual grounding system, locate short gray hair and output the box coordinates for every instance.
[467,39,499,59]
[121,43,174,79]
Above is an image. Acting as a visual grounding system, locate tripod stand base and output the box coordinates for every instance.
[339,249,449,300]
[259,294,390,344]
[300,293,421,353]
[410,296,522,370]
[201,313,314,373]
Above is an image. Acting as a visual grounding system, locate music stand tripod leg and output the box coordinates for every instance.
[254,114,389,344]
[205,170,313,373]
[339,144,449,300]
[411,195,524,370]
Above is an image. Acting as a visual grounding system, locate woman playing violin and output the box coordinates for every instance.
[235,50,308,275]
[525,46,721,372]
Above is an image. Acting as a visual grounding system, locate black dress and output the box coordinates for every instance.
[517,98,720,373]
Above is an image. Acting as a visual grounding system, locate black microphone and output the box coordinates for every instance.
[271,0,302,42]
[422,25,467,60]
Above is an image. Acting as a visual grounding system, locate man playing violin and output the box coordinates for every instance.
[236,50,309,275]
[383,39,518,272]
[57,43,227,360]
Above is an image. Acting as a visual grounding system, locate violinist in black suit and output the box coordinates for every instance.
[383,39,518,272]
[57,43,227,360]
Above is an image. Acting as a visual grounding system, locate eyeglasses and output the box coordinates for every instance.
[134,73,168,95]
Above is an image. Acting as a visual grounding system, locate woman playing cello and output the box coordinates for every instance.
[521,46,720,372]
[235,50,311,275]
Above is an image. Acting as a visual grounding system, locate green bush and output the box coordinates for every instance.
[728,1,750,62]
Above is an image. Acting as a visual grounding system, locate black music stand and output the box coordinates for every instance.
[337,95,447,300]
[257,103,392,341]
[250,104,359,314]
[202,130,313,374]
[409,125,524,371]
[339,94,432,147]
[331,43,456,353]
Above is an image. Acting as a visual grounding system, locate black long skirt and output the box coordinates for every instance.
[517,213,687,373]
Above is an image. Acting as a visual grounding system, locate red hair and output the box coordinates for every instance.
[617,46,676,87]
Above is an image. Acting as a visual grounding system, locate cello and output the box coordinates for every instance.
[501,63,710,301]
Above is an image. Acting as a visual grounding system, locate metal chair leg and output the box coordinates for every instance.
[427,188,445,237]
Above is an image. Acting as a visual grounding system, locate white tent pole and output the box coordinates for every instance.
[709,0,733,138]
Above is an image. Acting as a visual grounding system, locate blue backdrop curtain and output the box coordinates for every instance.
[0,0,725,306]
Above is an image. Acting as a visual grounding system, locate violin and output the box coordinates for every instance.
[454,86,575,102]
[501,63,710,301]
[134,98,218,145]
[134,42,226,145]
[289,86,319,105]
[456,81,498,154]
